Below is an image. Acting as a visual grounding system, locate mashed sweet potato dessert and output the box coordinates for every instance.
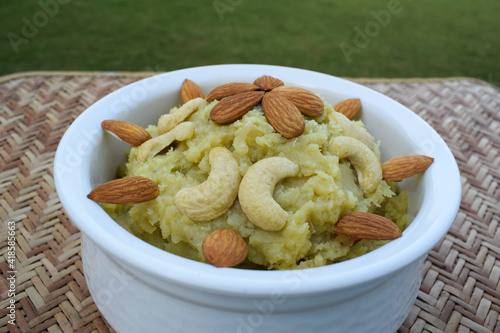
[91,76,415,270]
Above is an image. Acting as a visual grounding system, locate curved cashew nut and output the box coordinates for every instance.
[328,136,382,194]
[175,147,241,221]
[158,98,205,135]
[329,111,375,151]
[137,122,194,163]
[238,157,300,232]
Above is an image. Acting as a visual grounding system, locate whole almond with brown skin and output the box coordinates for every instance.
[202,228,248,267]
[270,86,324,117]
[181,79,206,104]
[253,75,284,91]
[334,98,361,120]
[101,120,152,147]
[382,155,434,182]
[87,176,159,204]
[262,93,305,138]
[206,83,259,102]
[335,212,402,240]
[210,90,265,124]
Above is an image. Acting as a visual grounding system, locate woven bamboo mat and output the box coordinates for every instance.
[0,72,499,333]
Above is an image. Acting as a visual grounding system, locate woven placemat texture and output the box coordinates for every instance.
[0,73,499,333]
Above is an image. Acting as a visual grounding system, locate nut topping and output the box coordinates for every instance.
[382,155,434,182]
[334,98,361,120]
[87,176,159,204]
[101,120,152,147]
[270,86,324,117]
[253,75,284,91]
[202,229,248,267]
[262,93,305,138]
[206,83,259,103]
[210,91,265,124]
[334,212,402,240]
[181,79,206,104]
[207,75,324,138]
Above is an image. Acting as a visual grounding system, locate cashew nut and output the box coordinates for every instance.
[158,98,205,135]
[329,111,375,151]
[175,147,241,221]
[328,136,382,193]
[238,157,300,232]
[137,122,194,162]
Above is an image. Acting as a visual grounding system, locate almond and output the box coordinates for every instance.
[87,176,159,204]
[101,120,152,147]
[270,86,324,117]
[382,155,434,182]
[206,82,259,102]
[210,90,265,124]
[202,228,248,267]
[253,75,284,91]
[181,79,206,104]
[334,98,361,120]
[262,93,305,138]
[334,212,402,240]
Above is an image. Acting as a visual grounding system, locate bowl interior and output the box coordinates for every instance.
[54,64,461,295]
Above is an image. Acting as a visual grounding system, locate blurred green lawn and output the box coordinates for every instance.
[1,0,499,85]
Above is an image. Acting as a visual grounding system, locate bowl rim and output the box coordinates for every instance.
[54,64,462,296]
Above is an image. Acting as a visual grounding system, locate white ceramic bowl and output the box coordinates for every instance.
[54,64,461,333]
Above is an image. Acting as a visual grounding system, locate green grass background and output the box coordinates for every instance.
[1,0,499,85]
